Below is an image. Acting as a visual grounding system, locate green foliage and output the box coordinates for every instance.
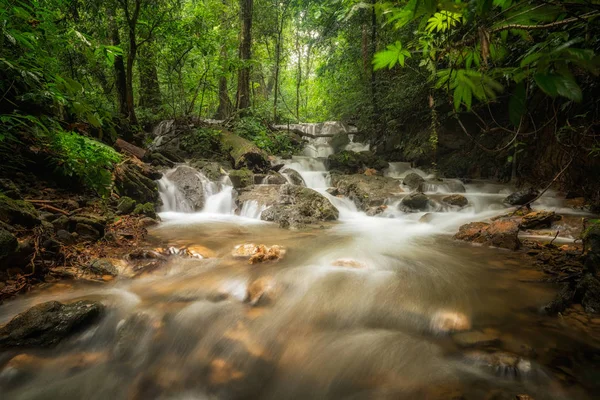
[180,128,224,157]
[373,41,411,70]
[50,131,122,196]
[234,117,300,155]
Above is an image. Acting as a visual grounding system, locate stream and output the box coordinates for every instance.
[1,127,599,399]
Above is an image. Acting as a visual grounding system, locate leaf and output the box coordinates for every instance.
[509,82,526,127]
[534,73,582,102]
[373,41,412,70]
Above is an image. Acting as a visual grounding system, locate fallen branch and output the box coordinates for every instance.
[549,230,560,246]
[32,203,69,216]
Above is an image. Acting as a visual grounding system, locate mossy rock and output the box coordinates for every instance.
[114,161,159,204]
[327,151,388,174]
[0,228,18,263]
[0,193,40,227]
[229,168,254,189]
[133,203,157,219]
[117,197,136,215]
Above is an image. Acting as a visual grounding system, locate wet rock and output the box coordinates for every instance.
[0,300,104,348]
[114,159,160,204]
[453,330,501,348]
[442,194,468,208]
[399,193,431,212]
[86,258,118,277]
[504,188,539,206]
[255,172,288,185]
[519,210,561,230]
[74,223,101,240]
[330,174,402,210]
[402,173,425,191]
[138,217,158,227]
[454,219,521,250]
[331,259,366,268]
[237,185,280,209]
[419,213,435,223]
[117,196,136,215]
[133,203,157,219]
[229,168,254,189]
[0,193,40,227]
[281,168,306,186]
[55,229,75,244]
[418,179,466,194]
[232,244,285,264]
[190,160,228,181]
[261,184,339,228]
[462,351,533,379]
[0,227,18,263]
[327,150,388,174]
[366,205,387,216]
[328,132,350,153]
[163,165,206,210]
[246,276,278,306]
[430,311,471,334]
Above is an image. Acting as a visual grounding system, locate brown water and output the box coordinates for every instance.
[1,212,600,399]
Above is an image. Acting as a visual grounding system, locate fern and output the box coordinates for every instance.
[373,41,411,70]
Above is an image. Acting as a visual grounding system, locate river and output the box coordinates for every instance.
[0,129,599,399]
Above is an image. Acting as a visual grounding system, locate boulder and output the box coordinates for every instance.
[402,173,425,191]
[399,193,431,212]
[69,213,108,240]
[454,219,521,250]
[0,227,18,263]
[0,179,22,199]
[442,194,468,208]
[86,259,119,277]
[328,132,350,153]
[228,168,254,189]
[163,165,206,210]
[261,184,339,229]
[237,185,280,209]
[327,150,388,174]
[366,205,387,216]
[330,174,402,210]
[519,210,561,230]
[114,160,160,205]
[117,196,136,215]
[133,203,157,219]
[504,188,539,206]
[0,300,104,348]
[0,193,40,227]
[74,223,101,241]
[281,169,306,186]
[189,160,228,181]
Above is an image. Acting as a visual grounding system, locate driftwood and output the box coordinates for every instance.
[115,139,147,159]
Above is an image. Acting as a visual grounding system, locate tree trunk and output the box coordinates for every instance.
[295,24,301,122]
[273,32,281,121]
[370,0,379,135]
[216,75,233,119]
[236,0,253,111]
[126,39,138,125]
[107,8,127,118]
[138,44,161,112]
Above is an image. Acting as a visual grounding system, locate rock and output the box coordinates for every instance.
[254,172,288,185]
[281,168,306,186]
[452,331,501,348]
[261,184,339,229]
[75,223,101,241]
[232,243,259,258]
[0,228,18,263]
[399,193,431,212]
[138,217,158,227]
[328,132,350,153]
[228,168,254,189]
[462,351,533,378]
[237,185,280,209]
[419,213,435,223]
[52,215,69,231]
[245,276,278,306]
[0,300,104,348]
[402,173,425,191]
[331,259,366,268]
[232,244,285,264]
[327,150,388,174]
[504,188,539,206]
[114,159,160,204]
[0,193,40,227]
[0,179,22,199]
[578,274,600,313]
[117,196,136,215]
[133,203,157,219]
[366,205,387,216]
[330,174,402,210]
[454,219,521,250]
[55,229,75,245]
[519,210,561,230]
[163,165,206,210]
[442,194,469,208]
[430,311,471,334]
[189,160,228,181]
[86,259,118,277]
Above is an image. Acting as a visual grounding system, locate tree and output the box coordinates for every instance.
[236,0,254,111]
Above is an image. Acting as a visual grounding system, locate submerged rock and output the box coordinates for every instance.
[281,168,306,186]
[0,300,104,348]
[331,174,402,211]
[519,210,561,230]
[402,173,425,191]
[399,193,431,212]
[452,330,501,348]
[261,184,339,228]
[86,258,119,277]
[504,188,539,206]
[463,351,534,379]
[442,194,468,208]
[430,311,471,334]
[245,276,279,306]
[454,219,521,250]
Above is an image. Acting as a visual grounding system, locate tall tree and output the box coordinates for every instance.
[107,7,128,118]
[236,0,253,111]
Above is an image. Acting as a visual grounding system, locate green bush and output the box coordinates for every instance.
[233,116,300,155]
[180,127,224,157]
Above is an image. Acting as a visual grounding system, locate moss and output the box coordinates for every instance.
[228,168,254,189]
[0,228,18,262]
[117,197,136,215]
[0,193,40,227]
[133,202,157,219]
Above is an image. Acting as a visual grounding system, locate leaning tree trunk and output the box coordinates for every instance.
[108,8,128,118]
[138,44,161,112]
[236,0,253,111]
[126,37,138,125]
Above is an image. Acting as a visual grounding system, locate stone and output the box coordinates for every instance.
[74,223,101,241]
[330,174,402,211]
[0,193,40,227]
[229,168,254,189]
[281,168,306,186]
[452,331,501,348]
[117,196,136,215]
[399,193,431,212]
[0,227,18,263]
[245,276,278,306]
[261,184,339,229]
[133,203,157,219]
[419,213,435,223]
[113,159,160,204]
[0,179,22,199]
[462,351,533,379]
[86,259,118,277]
[442,194,469,208]
[366,205,387,216]
[237,185,280,209]
[430,311,471,334]
[0,300,104,348]
[328,132,350,153]
[578,274,600,313]
[256,172,288,185]
[56,229,75,244]
[331,259,366,268]
[163,165,206,210]
[504,188,539,206]
[232,244,285,264]
[454,219,521,251]
[138,217,158,227]
[52,215,69,231]
[402,172,425,191]
[519,210,561,230]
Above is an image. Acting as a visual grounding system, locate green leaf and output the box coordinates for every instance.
[373,41,412,70]
[509,82,526,127]
[534,73,582,102]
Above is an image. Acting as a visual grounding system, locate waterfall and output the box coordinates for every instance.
[158,175,194,213]
[203,177,235,214]
[239,200,268,219]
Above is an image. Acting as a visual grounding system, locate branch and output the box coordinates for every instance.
[492,12,599,32]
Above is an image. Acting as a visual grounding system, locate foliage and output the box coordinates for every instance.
[233,116,300,155]
[180,127,224,157]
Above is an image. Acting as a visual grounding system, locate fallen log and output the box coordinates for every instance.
[221,132,270,173]
[114,139,147,159]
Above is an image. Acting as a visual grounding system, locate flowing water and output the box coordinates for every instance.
[1,132,600,399]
